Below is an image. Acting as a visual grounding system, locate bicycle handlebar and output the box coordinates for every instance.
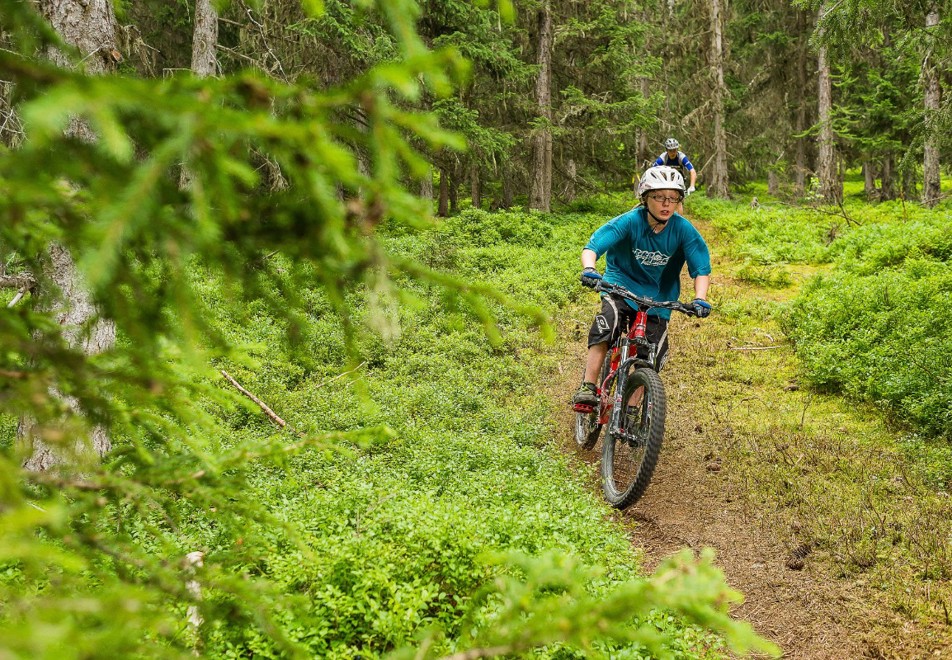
[584,278,698,317]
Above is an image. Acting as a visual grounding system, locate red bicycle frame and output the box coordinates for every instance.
[595,309,649,425]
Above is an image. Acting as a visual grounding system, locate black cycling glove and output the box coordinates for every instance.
[580,267,602,288]
[691,298,712,318]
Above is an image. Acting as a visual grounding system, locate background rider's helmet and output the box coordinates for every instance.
[638,166,685,198]
[664,137,680,150]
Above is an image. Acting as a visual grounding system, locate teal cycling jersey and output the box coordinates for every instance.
[584,206,711,320]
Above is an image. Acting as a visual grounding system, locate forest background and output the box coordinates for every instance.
[0,0,950,657]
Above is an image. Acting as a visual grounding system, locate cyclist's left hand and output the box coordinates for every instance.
[691,298,711,318]
[686,186,696,196]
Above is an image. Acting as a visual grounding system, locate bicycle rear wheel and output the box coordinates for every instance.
[574,352,613,450]
[601,367,666,509]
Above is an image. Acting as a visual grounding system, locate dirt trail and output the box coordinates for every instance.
[554,314,944,659]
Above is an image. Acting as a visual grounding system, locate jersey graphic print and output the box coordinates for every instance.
[633,248,671,268]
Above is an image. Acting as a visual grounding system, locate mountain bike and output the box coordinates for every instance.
[573,280,699,509]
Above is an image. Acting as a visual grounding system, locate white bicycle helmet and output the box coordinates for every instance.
[664,137,680,150]
[637,166,685,197]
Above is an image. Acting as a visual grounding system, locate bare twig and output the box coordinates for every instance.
[241,2,289,82]
[214,43,259,66]
[313,361,367,390]
[771,199,860,226]
[907,353,947,383]
[835,197,859,226]
[728,345,783,351]
[799,393,814,430]
[220,369,292,431]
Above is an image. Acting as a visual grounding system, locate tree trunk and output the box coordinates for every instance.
[501,165,515,210]
[529,1,553,212]
[470,162,481,210]
[420,165,434,202]
[22,0,119,470]
[564,158,577,203]
[816,5,841,203]
[767,170,779,196]
[180,0,220,189]
[191,0,218,77]
[922,3,941,208]
[880,155,897,201]
[793,12,811,197]
[863,161,878,201]
[449,163,459,213]
[40,0,118,74]
[21,247,116,471]
[706,0,729,198]
[438,167,449,217]
[40,0,119,141]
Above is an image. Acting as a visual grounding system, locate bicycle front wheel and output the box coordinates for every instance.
[601,367,666,509]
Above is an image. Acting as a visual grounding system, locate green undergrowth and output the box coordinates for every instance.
[681,184,952,646]
[0,199,778,658]
[672,287,952,647]
[137,207,769,658]
[691,178,952,445]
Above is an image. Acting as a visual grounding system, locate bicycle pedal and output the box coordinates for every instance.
[573,403,595,413]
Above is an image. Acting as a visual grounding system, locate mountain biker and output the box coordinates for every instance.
[655,138,697,212]
[572,165,712,408]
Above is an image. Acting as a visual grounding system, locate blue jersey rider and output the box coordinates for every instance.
[572,166,712,408]
[655,137,697,197]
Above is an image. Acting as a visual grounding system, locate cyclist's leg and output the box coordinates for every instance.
[583,342,609,385]
[575,295,629,405]
[583,295,630,382]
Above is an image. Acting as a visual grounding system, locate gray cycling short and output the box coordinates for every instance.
[587,294,670,371]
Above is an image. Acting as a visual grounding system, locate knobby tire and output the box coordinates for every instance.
[601,367,666,509]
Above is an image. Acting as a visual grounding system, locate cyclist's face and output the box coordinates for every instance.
[645,189,682,219]
[666,148,678,158]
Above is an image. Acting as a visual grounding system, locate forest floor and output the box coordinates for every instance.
[550,219,952,658]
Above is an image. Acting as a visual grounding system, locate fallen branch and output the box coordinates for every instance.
[220,369,294,432]
[728,345,783,351]
[0,274,35,290]
[7,286,28,307]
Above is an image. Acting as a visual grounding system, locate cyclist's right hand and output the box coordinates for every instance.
[691,298,712,318]
[580,267,602,288]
